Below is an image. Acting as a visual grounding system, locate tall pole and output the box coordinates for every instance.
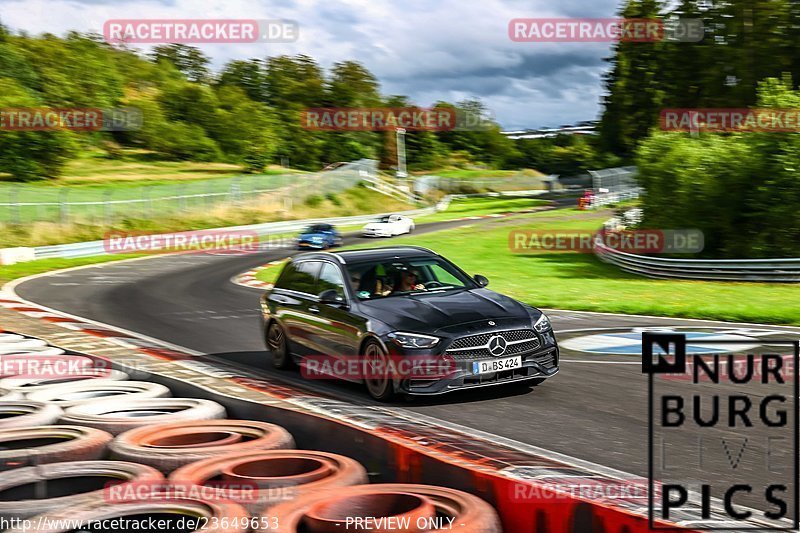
[395,128,407,180]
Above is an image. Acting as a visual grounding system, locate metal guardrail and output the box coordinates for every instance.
[589,187,642,208]
[595,237,800,282]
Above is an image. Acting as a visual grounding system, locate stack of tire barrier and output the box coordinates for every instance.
[0,332,501,532]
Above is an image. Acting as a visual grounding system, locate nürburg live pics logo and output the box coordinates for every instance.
[644,332,798,530]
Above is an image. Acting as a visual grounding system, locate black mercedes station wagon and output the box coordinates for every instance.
[260,246,559,401]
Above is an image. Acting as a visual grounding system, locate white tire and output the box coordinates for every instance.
[0,460,163,519]
[1,369,129,396]
[2,348,66,356]
[0,340,48,354]
[0,389,22,401]
[60,397,226,435]
[0,425,112,467]
[0,401,62,429]
[27,380,171,408]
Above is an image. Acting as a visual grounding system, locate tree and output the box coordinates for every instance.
[0,77,76,181]
[637,77,800,259]
[598,0,666,157]
[217,59,267,102]
[325,61,381,107]
[151,44,211,83]
[264,55,325,108]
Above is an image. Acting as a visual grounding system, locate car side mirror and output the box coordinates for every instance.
[474,274,489,287]
[319,289,346,306]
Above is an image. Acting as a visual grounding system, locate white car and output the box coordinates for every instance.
[362,214,415,237]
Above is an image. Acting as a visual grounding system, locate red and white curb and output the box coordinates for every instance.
[231,261,281,290]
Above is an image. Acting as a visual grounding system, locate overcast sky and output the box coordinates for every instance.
[0,0,622,129]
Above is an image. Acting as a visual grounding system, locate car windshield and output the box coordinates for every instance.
[304,225,327,233]
[347,257,473,300]
[375,216,392,223]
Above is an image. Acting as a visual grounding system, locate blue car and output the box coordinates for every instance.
[296,223,342,250]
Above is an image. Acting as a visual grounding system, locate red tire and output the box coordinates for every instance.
[0,425,112,468]
[110,420,295,473]
[170,449,368,514]
[267,484,502,533]
[8,496,250,532]
[0,460,163,519]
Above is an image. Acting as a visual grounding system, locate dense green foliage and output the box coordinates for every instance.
[600,0,800,258]
[637,77,800,258]
[0,28,519,180]
[601,0,800,157]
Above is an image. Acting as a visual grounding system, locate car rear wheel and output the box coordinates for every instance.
[363,340,395,402]
[267,322,294,370]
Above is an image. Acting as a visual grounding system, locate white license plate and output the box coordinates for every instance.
[472,356,522,375]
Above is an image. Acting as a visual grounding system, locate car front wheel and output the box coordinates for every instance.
[266,321,294,370]
[363,339,395,402]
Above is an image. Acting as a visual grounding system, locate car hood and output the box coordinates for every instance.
[359,288,536,333]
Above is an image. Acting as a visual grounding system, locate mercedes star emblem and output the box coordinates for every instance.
[488,321,496,326]
[488,335,508,357]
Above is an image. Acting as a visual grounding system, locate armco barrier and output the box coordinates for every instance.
[4,299,791,530]
[595,238,800,282]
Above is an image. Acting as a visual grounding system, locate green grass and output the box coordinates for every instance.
[0,255,143,286]
[259,208,800,326]
[0,185,415,248]
[429,169,544,179]
[0,150,308,225]
[416,197,549,223]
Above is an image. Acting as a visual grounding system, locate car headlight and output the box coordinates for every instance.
[533,313,551,333]
[388,332,440,349]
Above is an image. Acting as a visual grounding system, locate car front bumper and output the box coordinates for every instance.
[381,333,560,395]
[297,241,327,249]
[362,229,393,237]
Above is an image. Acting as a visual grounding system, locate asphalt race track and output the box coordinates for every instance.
[14,214,800,516]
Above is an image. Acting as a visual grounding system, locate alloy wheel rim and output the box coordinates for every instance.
[365,344,389,397]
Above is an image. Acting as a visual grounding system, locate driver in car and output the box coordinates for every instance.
[395,268,425,293]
